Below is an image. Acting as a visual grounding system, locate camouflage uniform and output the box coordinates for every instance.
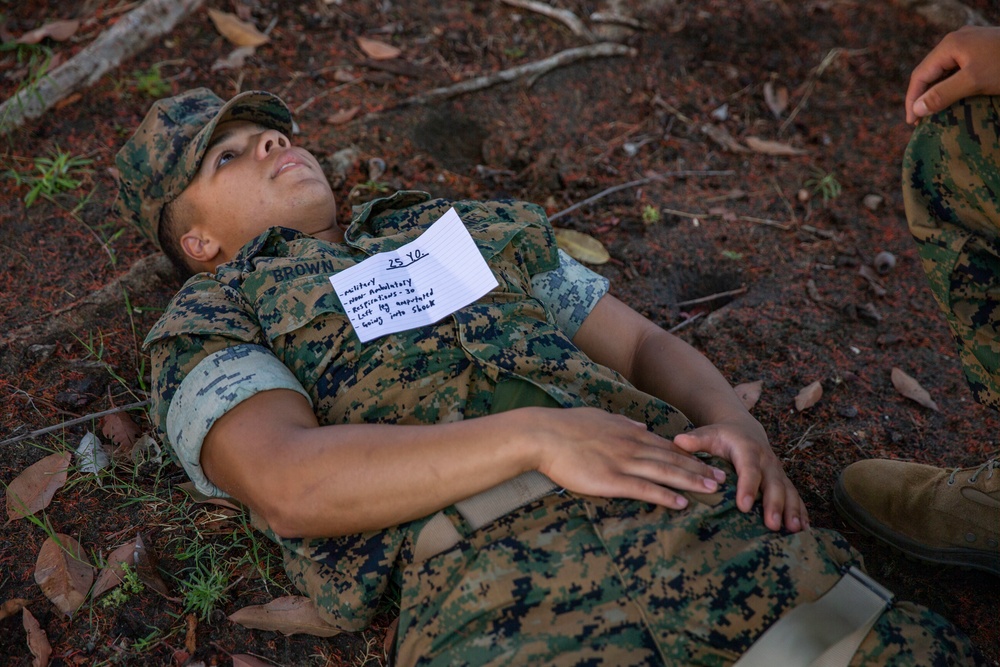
[145,193,977,666]
[903,95,1000,410]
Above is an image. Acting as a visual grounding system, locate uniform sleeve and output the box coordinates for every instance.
[530,249,610,339]
[145,277,311,497]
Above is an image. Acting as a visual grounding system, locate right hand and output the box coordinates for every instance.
[529,407,726,510]
[906,26,1000,124]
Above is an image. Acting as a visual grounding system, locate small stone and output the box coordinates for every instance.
[863,194,883,211]
[838,405,859,419]
[710,103,729,121]
[874,251,896,275]
[797,188,810,203]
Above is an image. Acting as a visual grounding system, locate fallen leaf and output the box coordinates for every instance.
[0,598,27,621]
[701,124,748,153]
[177,481,244,511]
[34,534,94,617]
[17,19,79,44]
[554,228,610,265]
[228,595,341,637]
[102,412,141,460]
[185,613,197,654]
[23,607,51,667]
[763,81,789,118]
[356,36,401,60]
[794,380,823,411]
[53,92,83,111]
[131,434,163,466]
[806,279,824,303]
[211,45,257,72]
[5,452,70,522]
[91,539,139,599]
[133,533,170,597]
[207,8,269,47]
[734,380,763,411]
[75,431,109,479]
[326,105,361,125]
[232,655,275,667]
[744,136,808,156]
[891,368,940,412]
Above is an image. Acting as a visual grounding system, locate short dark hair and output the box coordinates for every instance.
[158,199,195,279]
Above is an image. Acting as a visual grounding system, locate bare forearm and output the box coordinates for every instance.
[631,329,762,433]
[203,390,537,538]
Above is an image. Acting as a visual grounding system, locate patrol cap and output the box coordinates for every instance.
[114,87,293,248]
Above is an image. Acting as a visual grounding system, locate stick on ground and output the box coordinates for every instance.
[0,0,204,131]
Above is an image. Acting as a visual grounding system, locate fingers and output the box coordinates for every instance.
[911,69,973,123]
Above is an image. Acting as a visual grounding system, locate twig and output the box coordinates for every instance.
[668,312,704,333]
[770,177,797,224]
[801,224,838,239]
[1,400,150,447]
[550,170,734,222]
[661,207,705,219]
[779,47,869,136]
[651,95,694,126]
[364,42,634,118]
[674,285,748,308]
[0,0,204,131]
[501,0,595,41]
[737,215,793,231]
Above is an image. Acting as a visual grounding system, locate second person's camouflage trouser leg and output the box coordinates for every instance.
[903,95,1000,410]
[393,463,978,666]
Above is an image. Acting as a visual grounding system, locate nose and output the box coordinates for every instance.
[256,128,289,159]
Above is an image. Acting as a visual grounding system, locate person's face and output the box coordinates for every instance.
[176,120,342,270]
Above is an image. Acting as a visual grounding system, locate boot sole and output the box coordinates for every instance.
[833,475,1000,577]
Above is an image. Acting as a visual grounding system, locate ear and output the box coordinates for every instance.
[179,227,221,265]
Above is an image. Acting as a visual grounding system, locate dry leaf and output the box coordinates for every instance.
[0,598,27,621]
[228,595,341,637]
[211,45,257,72]
[794,380,823,412]
[131,434,163,466]
[326,106,361,125]
[744,136,808,156]
[133,533,170,597]
[891,368,940,412]
[75,431,109,479]
[734,381,763,411]
[701,124,748,153]
[554,228,610,265]
[185,613,198,654]
[763,81,789,118]
[91,539,140,600]
[102,412,141,459]
[17,19,80,44]
[23,607,51,667]
[356,36,401,60]
[34,534,94,617]
[177,481,244,511]
[5,452,70,522]
[232,655,275,667]
[207,8,269,47]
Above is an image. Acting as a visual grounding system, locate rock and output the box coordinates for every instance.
[862,194,883,211]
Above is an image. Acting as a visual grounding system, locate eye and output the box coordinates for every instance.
[216,150,237,167]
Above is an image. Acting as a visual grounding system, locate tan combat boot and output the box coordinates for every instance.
[834,459,999,576]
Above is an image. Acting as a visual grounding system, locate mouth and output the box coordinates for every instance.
[271,149,307,179]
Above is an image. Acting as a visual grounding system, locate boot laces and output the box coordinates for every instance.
[948,458,997,485]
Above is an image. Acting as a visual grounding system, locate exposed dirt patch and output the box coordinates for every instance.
[1,1,998,665]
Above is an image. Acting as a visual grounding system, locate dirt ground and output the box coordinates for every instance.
[1,0,999,665]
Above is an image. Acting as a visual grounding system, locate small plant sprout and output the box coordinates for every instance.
[641,205,661,225]
[101,563,145,608]
[804,168,842,206]
[132,64,171,98]
[6,148,93,207]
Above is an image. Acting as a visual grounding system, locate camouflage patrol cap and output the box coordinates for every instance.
[114,88,293,248]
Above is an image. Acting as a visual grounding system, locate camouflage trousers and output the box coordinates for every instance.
[903,95,1000,410]
[393,465,977,666]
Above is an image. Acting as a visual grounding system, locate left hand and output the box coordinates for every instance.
[672,421,809,533]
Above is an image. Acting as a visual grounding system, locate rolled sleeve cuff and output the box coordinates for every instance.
[531,249,610,339]
[166,344,312,498]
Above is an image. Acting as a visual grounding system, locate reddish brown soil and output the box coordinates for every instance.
[1,1,998,665]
